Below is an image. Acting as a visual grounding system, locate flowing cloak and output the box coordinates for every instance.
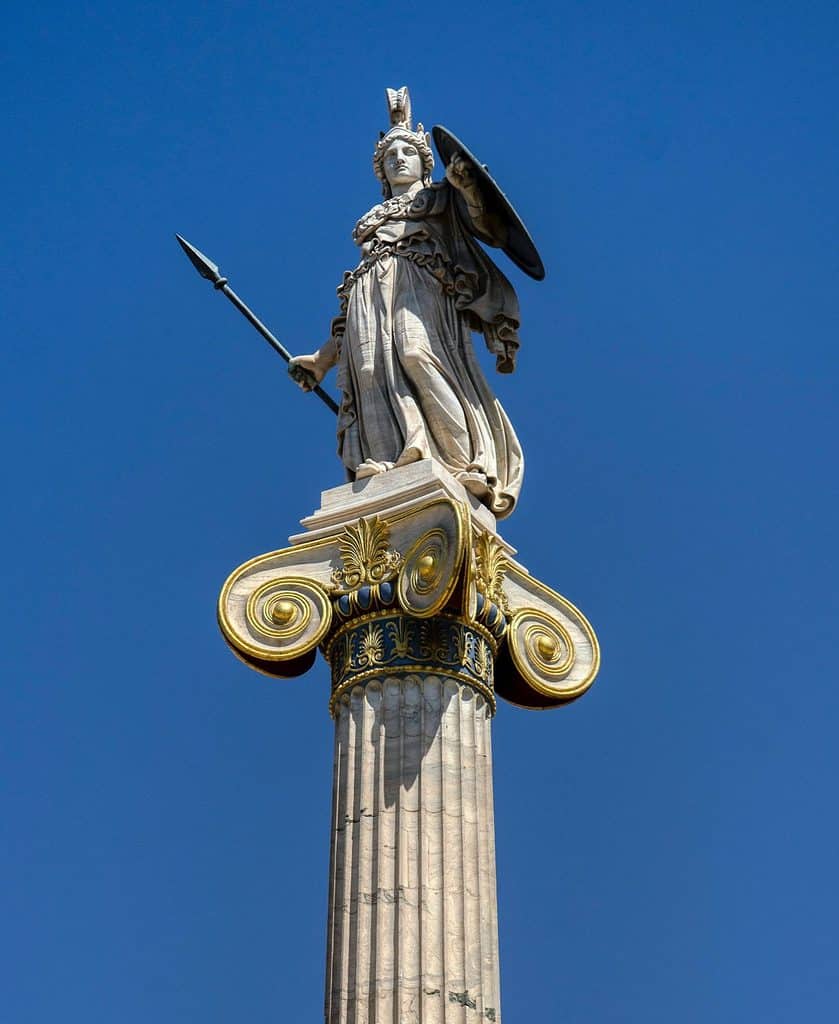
[330,180,524,518]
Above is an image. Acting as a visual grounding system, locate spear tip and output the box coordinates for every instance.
[175,233,224,285]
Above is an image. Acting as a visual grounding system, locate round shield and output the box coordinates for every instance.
[432,124,545,281]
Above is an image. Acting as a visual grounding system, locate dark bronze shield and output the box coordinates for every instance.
[432,124,545,281]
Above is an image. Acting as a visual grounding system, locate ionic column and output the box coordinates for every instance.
[216,461,600,1024]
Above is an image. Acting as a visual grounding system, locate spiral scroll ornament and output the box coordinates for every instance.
[398,526,461,617]
[506,607,579,699]
[219,574,333,666]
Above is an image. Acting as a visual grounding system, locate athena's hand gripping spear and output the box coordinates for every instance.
[175,234,340,415]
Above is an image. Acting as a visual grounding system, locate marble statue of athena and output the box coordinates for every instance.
[290,86,536,519]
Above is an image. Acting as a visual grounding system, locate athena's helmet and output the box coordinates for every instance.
[373,87,435,198]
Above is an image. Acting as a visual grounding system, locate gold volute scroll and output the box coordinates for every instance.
[397,500,467,618]
[218,569,333,678]
[494,561,600,709]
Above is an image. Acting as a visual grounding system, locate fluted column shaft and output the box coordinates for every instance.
[325,674,501,1024]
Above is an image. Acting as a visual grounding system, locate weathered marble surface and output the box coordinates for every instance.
[326,676,501,1023]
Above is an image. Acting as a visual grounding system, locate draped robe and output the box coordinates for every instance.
[331,180,524,518]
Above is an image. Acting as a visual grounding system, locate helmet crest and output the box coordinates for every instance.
[372,86,434,196]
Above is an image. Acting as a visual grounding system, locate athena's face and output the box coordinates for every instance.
[383,138,423,188]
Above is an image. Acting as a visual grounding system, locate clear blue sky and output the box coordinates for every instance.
[3,2,838,1021]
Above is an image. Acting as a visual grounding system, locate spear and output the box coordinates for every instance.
[175,234,340,415]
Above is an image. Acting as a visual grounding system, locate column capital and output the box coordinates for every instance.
[218,460,600,710]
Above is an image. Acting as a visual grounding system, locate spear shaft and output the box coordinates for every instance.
[175,234,340,415]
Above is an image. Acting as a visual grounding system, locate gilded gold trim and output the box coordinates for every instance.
[505,566,601,693]
[474,532,511,614]
[218,574,332,661]
[222,635,314,680]
[396,500,467,618]
[379,493,469,535]
[246,580,313,640]
[323,608,499,661]
[217,495,479,675]
[508,606,595,700]
[219,531,338,583]
[331,515,402,591]
[521,617,575,678]
[217,534,337,653]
